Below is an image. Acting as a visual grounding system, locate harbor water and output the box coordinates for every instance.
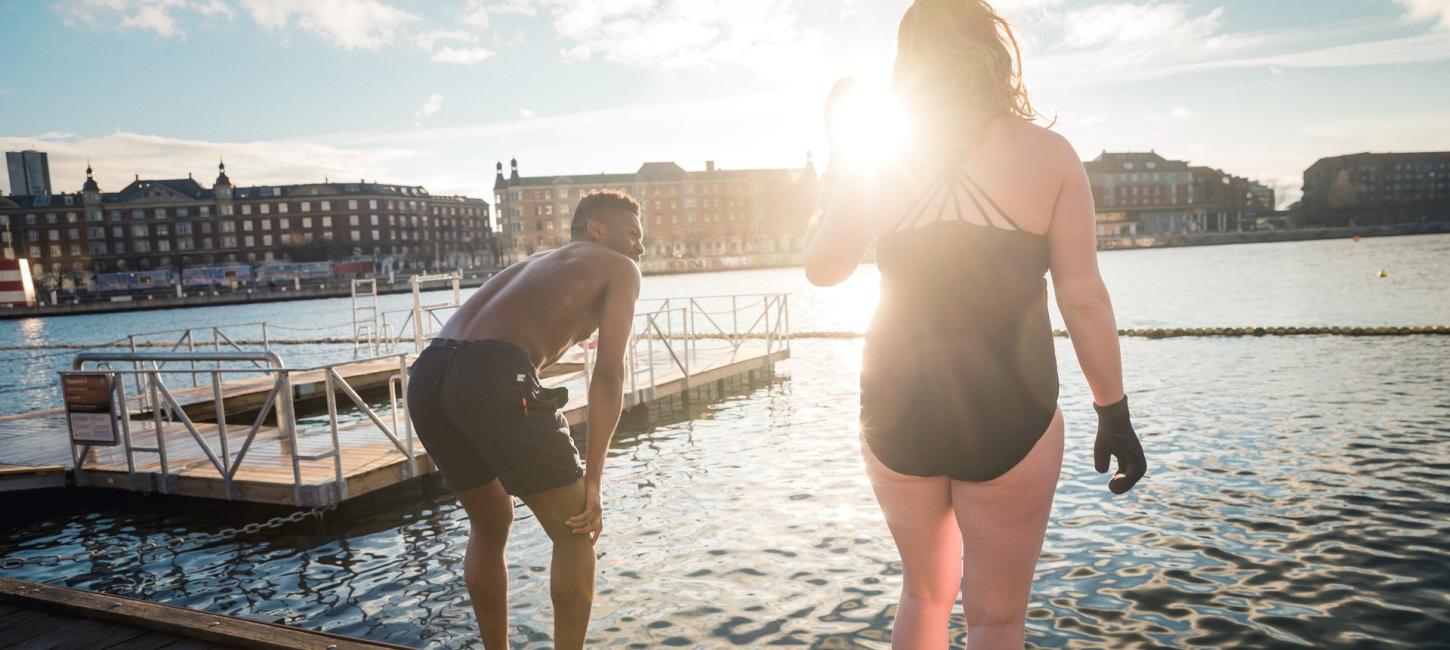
[2,233,1449,647]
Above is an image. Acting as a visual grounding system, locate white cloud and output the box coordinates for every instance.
[415,29,475,50]
[1077,115,1104,126]
[431,46,495,64]
[461,0,536,28]
[1397,0,1450,30]
[1063,2,1234,64]
[237,0,418,50]
[414,94,443,119]
[507,0,825,76]
[55,0,234,38]
[1168,106,1194,119]
[519,108,536,118]
[0,131,414,197]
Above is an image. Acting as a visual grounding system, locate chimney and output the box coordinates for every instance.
[706,160,715,173]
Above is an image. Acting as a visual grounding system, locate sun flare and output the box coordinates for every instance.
[829,83,914,168]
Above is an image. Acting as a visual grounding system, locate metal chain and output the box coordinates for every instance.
[0,505,334,571]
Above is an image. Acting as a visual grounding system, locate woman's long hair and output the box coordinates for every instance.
[892,0,1042,141]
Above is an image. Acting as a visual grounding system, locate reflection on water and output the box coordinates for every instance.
[5,337,1449,647]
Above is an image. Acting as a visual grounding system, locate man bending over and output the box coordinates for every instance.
[406,190,644,649]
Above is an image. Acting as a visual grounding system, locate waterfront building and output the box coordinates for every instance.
[0,160,495,290]
[492,157,819,263]
[1085,151,1275,238]
[1299,152,1450,227]
[6,150,52,196]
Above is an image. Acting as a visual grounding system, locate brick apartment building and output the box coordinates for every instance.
[491,157,819,263]
[1299,151,1450,227]
[1085,151,1275,238]
[0,160,495,289]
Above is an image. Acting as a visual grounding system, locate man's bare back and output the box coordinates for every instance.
[438,242,637,371]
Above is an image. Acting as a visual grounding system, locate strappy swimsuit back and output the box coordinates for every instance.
[860,155,1059,481]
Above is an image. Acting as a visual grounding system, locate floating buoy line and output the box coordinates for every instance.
[3,325,1449,352]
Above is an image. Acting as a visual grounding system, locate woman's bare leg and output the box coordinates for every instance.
[862,438,963,649]
[952,409,1064,650]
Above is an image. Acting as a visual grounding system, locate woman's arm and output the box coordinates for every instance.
[1046,135,1146,494]
[804,78,873,287]
[803,164,871,287]
[1046,139,1123,406]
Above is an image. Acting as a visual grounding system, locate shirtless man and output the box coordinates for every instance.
[405,190,644,649]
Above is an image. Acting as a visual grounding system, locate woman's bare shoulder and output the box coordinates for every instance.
[1003,119,1080,165]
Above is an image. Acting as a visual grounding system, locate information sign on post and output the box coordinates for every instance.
[62,372,119,446]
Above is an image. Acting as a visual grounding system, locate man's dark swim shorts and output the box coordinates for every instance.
[406,338,583,496]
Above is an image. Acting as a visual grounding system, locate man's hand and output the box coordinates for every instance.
[565,486,602,543]
[1094,397,1147,494]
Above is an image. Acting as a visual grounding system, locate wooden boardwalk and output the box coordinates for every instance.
[0,339,787,506]
[0,576,411,649]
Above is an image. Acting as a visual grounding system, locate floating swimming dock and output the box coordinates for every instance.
[0,285,791,506]
[0,576,410,649]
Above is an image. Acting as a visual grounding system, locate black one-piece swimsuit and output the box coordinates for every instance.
[860,162,1060,482]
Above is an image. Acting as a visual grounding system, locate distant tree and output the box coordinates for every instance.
[278,237,351,262]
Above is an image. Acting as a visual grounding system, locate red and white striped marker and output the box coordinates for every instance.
[0,259,37,307]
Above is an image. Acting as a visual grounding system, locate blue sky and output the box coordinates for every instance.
[2,0,1448,207]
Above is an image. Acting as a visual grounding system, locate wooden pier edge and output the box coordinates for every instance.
[0,576,413,649]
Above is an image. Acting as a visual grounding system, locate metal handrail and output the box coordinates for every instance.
[56,292,791,504]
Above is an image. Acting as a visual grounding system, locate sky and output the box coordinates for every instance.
[1,0,1448,208]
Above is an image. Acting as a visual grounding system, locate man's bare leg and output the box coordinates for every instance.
[455,480,515,649]
[520,479,595,650]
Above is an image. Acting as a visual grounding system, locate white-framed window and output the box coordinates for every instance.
[156,223,170,236]
[243,221,254,232]
[369,199,378,210]
[350,230,361,241]
[321,216,332,228]
[177,207,190,218]
[131,224,148,237]
[221,205,233,216]
[370,214,379,225]
[260,203,271,215]
[321,201,331,211]
[278,203,288,213]
[301,201,311,212]
[176,223,191,235]
[263,234,273,246]
[302,217,313,228]
[157,240,171,252]
[154,208,167,219]
[349,215,359,226]
[199,206,211,216]
[348,200,358,210]
[244,236,255,247]
[242,204,252,215]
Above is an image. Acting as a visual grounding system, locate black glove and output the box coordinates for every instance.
[1094,397,1146,495]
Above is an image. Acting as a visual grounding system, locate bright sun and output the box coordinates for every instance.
[828,81,914,168]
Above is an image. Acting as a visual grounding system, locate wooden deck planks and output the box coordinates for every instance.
[0,577,411,649]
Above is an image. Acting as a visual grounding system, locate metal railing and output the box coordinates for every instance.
[64,351,412,505]
[579,293,791,405]
[55,292,789,504]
